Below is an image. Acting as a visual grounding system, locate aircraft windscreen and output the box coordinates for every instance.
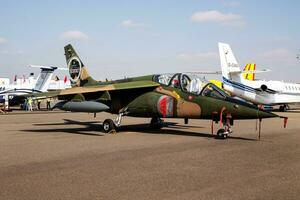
[200,83,227,99]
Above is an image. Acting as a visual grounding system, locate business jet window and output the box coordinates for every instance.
[200,83,226,99]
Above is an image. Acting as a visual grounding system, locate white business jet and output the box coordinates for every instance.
[0,65,68,106]
[219,42,300,111]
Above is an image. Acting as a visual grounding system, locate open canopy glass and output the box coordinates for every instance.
[153,73,228,100]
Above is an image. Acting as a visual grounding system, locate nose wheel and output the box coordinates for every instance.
[214,110,233,139]
[216,122,232,139]
[216,128,229,139]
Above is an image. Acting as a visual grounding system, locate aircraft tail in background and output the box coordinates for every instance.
[33,66,57,92]
[218,42,242,83]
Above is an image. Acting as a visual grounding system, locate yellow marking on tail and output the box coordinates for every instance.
[243,63,256,81]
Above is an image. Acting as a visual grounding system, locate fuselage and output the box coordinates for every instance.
[74,73,277,120]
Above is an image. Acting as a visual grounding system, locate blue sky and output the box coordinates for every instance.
[0,0,300,81]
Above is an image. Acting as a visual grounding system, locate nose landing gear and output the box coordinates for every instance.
[213,109,233,139]
[216,124,232,139]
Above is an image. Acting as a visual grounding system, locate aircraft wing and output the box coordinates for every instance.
[59,80,159,95]
[24,90,61,99]
[25,80,160,112]
[27,80,160,98]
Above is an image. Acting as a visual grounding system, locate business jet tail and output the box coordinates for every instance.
[218,42,243,83]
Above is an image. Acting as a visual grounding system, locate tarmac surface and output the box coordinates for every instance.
[0,109,300,200]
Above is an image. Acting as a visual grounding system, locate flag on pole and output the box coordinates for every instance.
[64,75,68,83]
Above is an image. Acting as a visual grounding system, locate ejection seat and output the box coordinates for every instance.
[187,78,203,95]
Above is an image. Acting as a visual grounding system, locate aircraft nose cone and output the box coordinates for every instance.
[227,100,279,119]
[257,109,278,119]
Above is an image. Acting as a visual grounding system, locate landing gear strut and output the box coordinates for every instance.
[215,109,233,139]
[150,117,164,129]
[102,113,124,133]
[216,124,232,139]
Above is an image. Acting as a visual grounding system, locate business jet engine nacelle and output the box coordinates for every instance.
[260,84,268,91]
[260,81,284,93]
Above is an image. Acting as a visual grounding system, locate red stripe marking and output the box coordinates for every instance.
[160,97,167,118]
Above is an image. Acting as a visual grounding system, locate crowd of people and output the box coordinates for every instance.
[0,97,54,114]
[23,98,52,111]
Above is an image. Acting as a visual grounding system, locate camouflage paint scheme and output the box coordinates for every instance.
[34,44,278,125]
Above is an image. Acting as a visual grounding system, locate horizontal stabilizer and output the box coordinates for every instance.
[228,69,271,75]
[186,71,222,75]
[29,65,68,71]
[241,69,271,74]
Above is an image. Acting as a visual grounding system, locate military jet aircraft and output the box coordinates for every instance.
[36,44,287,139]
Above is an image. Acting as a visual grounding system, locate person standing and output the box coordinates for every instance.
[46,98,51,110]
[28,97,33,111]
[37,99,41,110]
[23,98,28,111]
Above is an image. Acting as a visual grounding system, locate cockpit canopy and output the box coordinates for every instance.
[153,73,228,100]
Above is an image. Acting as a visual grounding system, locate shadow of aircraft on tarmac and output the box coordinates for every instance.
[20,119,257,141]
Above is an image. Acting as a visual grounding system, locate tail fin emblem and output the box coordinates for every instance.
[68,56,82,83]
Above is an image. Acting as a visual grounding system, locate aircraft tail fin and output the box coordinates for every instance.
[218,42,242,81]
[33,67,56,92]
[243,63,256,81]
[64,44,98,87]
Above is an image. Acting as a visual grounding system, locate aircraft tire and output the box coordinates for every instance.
[150,117,163,129]
[216,129,227,139]
[103,119,116,133]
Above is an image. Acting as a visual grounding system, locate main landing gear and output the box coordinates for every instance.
[102,115,164,134]
[150,117,164,129]
[102,113,124,133]
[103,119,116,133]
